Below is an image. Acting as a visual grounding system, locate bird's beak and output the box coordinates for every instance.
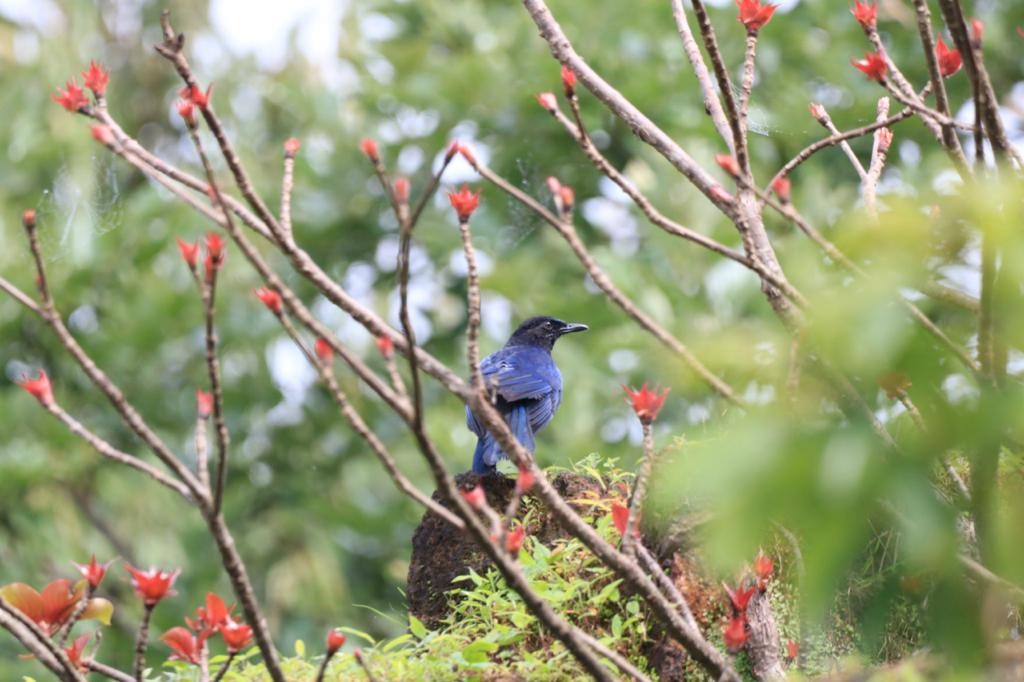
[559,322,589,335]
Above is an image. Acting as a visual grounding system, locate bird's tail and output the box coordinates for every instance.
[471,404,535,474]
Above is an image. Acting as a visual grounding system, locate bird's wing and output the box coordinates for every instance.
[478,347,557,403]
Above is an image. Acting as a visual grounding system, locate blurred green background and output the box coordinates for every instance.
[2,0,1023,675]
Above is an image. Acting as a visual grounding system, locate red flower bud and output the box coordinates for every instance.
[179,83,213,109]
[623,383,669,424]
[326,629,347,653]
[851,51,887,82]
[359,138,379,162]
[935,37,962,78]
[82,61,109,97]
[876,128,894,153]
[851,0,877,30]
[90,125,114,146]
[219,617,253,653]
[505,525,526,554]
[715,153,740,178]
[558,186,575,210]
[23,209,36,226]
[724,582,757,613]
[74,555,113,590]
[722,615,748,651]
[394,177,410,203]
[284,137,301,155]
[448,185,481,222]
[124,563,180,606]
[315,338,334,363]
[204,233,225,282]
[255,287,283,314]
[176,99,196,127]
[461,485,486,509]
[18,370,54,406]
[375,335,394,358]
[737,0,777,32]
[771,176,791,202]
[196,389,214,418]
[808,102,827,122]
[786,640,800,663]
[515,466,536,493]
[970,18,983,46]
[52,80,89,112]
[536,92,558,112]
[610,502,636,537]
[560,64,576,96]
[176,238,199,269]
[65,633,92,671]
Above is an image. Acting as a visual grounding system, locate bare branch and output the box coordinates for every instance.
[668,0,732,148]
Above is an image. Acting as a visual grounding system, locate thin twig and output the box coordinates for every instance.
[280,141,298,244]
[132,604,154,682]
[622,422,656,555]
[668,0,732,148]
[0,596,85,681]
[87,660,135,682]
[862,97,892,220]
[911,0,967,169]
[210,652,237,682]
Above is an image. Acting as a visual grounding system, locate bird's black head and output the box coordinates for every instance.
[505,316,588,351]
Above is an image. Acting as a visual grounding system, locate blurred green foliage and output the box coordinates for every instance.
[2,0,1024,677]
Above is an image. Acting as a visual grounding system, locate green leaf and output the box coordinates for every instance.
[461,638,499,664]
[409,614,427,639]
[82,597,113,625]
[294,639,305,657]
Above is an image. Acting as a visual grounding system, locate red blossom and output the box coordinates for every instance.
[771,176,791,202]
[65,633,92,671]
[52,80,89,112]
[219,616,253,652]
[558,186,575,210]
[176,238,199,269]
[935,37,962,78]
[715,154,740,178]
[18,369,54,406]
[177,98,196,126]
[851,51,887,82]
[0,579,112,636]
[851,0,877,30]
[610,502,638,537]
[505,525,526,554]
[722,615,748,651]
[786,639,800,663]
[623,383,669,424]
[124,563,180,606]
[448,185,481,222]
[162,626,201,665]
[725,582,757,613]
[536,92,558,111]
[394,177,410,203]
[74,555,113,590]
[90,124,114,146]
[255,287,283,314]
[516,465,536,493]
[196,389,214,418]
[359,138,379,161]
[561,64,576,96]
[23,209,36,226]
[82,60,109,96]
[315,338,334,362]
[375,335,394,358]
[736,0,777,32]
[461,485,486,509]
[970,18,983,46]
[204,232,225,281]
[327,629,347,653]
[179,83,213,109]
[284,137,301,155]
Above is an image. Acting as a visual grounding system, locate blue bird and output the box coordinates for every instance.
[466,316,588,474]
